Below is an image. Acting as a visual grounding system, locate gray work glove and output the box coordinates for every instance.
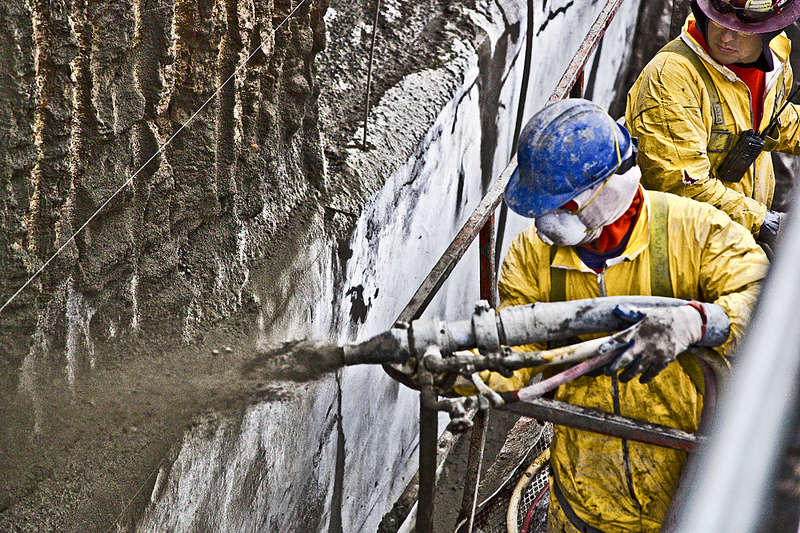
[604,304,705,384]
[758,210,784,251]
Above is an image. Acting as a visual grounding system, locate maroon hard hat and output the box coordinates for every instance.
[697,0,800,33]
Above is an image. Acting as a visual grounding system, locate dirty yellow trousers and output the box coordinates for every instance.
[546,477,663,533]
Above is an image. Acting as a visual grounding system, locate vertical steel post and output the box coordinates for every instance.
[478,216,497,305]
[457,214,498,531]
[417,391,438,533]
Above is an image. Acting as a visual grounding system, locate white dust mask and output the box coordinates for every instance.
[534,144,641,247]
[571,164,641,230]
[535,210,603,246]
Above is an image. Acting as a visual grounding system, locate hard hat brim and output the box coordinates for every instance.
[697,0,800,33]
[505,166,580,219]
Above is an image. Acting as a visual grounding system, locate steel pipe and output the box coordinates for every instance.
[504,398,705,452]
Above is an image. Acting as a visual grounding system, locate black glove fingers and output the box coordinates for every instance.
[639,360,669,384]
[618,354,643,383]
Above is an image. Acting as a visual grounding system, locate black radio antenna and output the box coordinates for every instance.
[761,83,800,137]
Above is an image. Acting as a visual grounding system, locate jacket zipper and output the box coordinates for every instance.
[596,271,606,297]
[743,82,755,130]
[737,73,779,132]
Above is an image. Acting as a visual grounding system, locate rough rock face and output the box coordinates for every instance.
[0,1,38,360]
[1,0,329,530]
[0,0,328,366]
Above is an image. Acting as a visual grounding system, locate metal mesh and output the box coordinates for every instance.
[515,465,550,533]
[456,423,553,533]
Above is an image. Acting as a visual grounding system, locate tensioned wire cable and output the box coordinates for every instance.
[0,0,309,317]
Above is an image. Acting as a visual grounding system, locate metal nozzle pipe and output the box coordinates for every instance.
[341,296,729,369]
[498,296,687,346]
[341,328,411,365]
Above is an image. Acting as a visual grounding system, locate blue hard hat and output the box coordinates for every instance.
[505,98,631,218]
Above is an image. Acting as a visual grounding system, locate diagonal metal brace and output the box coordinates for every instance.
[502,397,705,452]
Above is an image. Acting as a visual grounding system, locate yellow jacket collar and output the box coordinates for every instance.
[551,186,650,273]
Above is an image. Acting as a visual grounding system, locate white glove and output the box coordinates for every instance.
[605,304,704,384]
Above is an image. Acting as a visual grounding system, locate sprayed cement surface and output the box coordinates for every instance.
[1,0,532,529]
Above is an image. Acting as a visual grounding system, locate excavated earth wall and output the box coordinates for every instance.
[1,0,332,362]
[1,0,643,531]
[2,0,330,529]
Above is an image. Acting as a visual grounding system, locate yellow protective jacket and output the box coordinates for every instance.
[625,15,800,235]
[492,190,767,532]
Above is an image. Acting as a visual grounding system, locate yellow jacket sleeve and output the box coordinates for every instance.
[770,64,800,155]
[773,103,800,154]
[692,202,769,357]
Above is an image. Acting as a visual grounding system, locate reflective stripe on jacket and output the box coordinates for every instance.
[625,15,800,235]
[491,189,767,531]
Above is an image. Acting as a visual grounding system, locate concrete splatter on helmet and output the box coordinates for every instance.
[697,0,800,33]
[504,98,631,219]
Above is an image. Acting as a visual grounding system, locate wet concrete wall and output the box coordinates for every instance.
[136,1,644,531]
[1,0,644,531]
[138,1,530,529]
[1,0,331,530]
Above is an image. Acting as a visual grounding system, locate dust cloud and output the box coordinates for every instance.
[0,332,346,530]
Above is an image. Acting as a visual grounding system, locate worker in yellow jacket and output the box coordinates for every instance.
[491,99,768,531]
[626,0,800,253]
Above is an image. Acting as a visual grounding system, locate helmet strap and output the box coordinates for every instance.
[571,178,610,216]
